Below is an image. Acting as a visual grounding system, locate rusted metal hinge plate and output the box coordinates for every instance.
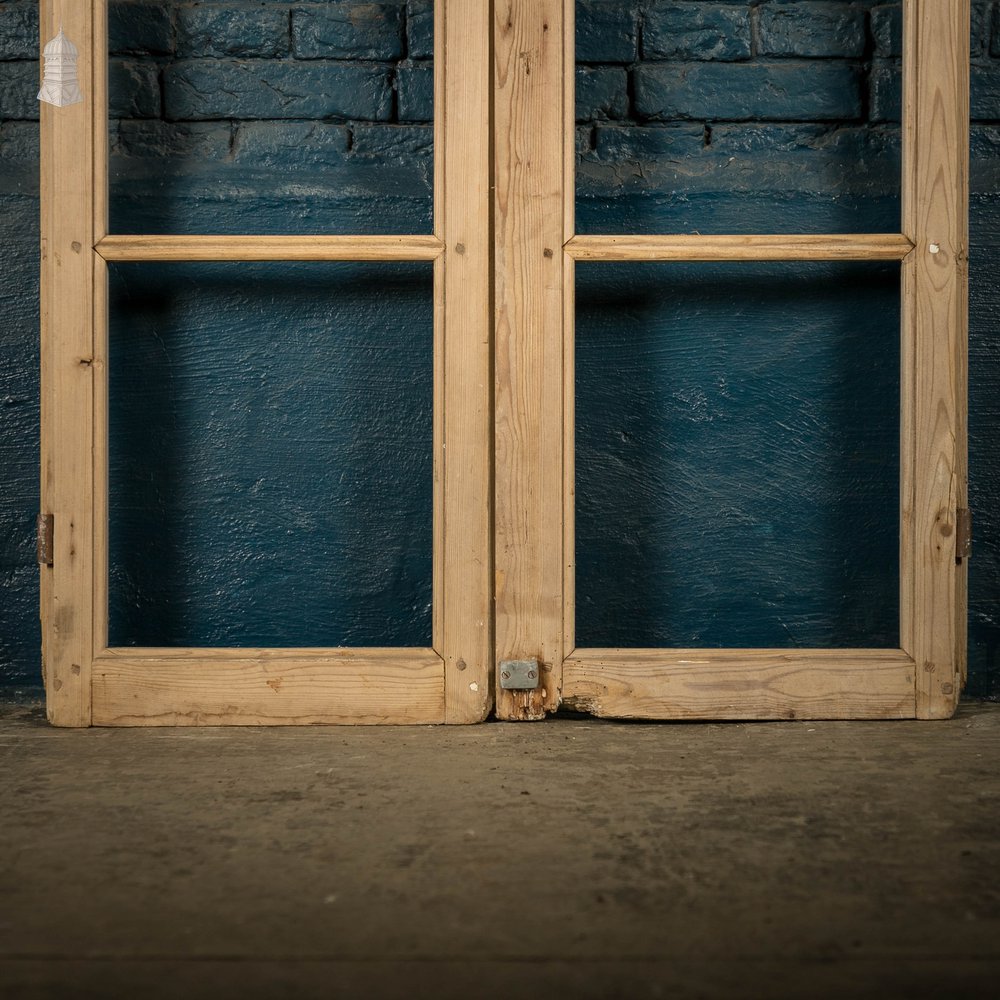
[956,508,972,563]
[37,513,54,567]
[499,659,540,691]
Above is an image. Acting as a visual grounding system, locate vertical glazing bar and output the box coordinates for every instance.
[39,0,97,725]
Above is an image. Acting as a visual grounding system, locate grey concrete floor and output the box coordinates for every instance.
[2,700,999,999]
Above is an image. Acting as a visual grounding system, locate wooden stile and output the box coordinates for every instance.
[493,0,569,720]
[40,0,97,726]
[903,0,971,719]
[439,0,494,723]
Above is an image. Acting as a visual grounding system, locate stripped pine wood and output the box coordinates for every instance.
[91,0,109,657]
[904,0,970,719]
[562,0,575,247]
[45,0,479,727]
[43,0,969,728]
[95,234,444,262]
[899,0,919,668]
[561,0,576,662]
[439,0,494,722]
[40,0,97,726]
[563,650,917,721]
[494,0,567,720]
[565,234,915,262]
[92,649,445,726]
[431,2,446,671]
[562,253,576,659]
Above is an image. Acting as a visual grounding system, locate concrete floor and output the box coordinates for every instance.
[2,701,1000,999]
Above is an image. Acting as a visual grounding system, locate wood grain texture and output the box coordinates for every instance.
[563,649,917,720]
[95,235,445,262]
[903,0,970,719]
[566,234,915,262]
[494,0,567,720]
[92,649,445,726]
[561,0,576,662]
[562,253,576,657]
[92,0,109,658]
[40,0,97,726]
[439,0,493,722]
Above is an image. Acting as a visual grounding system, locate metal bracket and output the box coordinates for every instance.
[957,507,972,563]
[499,658,540,691]
[37,513,54,567]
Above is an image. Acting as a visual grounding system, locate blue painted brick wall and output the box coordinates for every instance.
[1,1,998,697]
[643,5,751,61]
[292,4,404,60]
[757,2,866,57]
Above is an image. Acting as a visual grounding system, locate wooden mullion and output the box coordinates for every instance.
[40,0,98,725]
[494,0,567,720]
[904,0,970,719]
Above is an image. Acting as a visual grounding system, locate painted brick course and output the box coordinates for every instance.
[109,0,173,56]
[163,60,394,121]
[406,1,434,59]
[577,0,639,63]
[757,2,866,59]
[397,60,433,121]
[634,61,863,121]
[0,60,38,120]
[0,1,40,60]
[177,5,290,59]
[869,61,901,123]
[292,4,404,61]
[972,61,1000,121]
[871,5,902,58]
[577,65,630,121]
[644,4,750,62]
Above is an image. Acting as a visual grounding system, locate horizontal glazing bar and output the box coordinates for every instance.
[566,234,914,262]
[96,235,445,262]
[98,647,442,661]
[566,648,915,666]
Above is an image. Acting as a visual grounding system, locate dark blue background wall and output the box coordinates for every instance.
[0,2,997,696]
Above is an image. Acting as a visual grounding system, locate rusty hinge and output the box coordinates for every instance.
[37,513,54,567]
[956,507,972,563]
[499,658,540,691]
